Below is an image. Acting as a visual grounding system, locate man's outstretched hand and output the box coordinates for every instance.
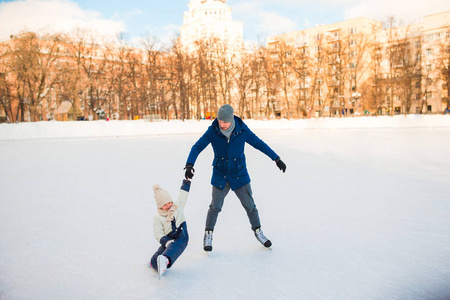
[184,164,195,179]
[275,158,286,173]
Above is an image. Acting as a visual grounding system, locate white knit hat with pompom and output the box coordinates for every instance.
[153,184,172,208]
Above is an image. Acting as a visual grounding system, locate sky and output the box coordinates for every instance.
[0,0,449,47]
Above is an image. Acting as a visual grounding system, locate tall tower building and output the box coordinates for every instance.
[180,0,243,52]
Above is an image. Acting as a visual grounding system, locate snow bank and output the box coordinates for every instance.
[1,114,449,141]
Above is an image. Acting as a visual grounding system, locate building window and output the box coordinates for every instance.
[348,28,356,35]
[426,48,432,56]
[426,91,432,99]
[295,35,308,47]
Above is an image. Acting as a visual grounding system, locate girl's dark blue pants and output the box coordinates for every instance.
[150,222,189,270]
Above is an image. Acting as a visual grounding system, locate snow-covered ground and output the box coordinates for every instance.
[1,115,450,300]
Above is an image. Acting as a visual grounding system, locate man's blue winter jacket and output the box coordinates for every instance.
[186,116,279,190]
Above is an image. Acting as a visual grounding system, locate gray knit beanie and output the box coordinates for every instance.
[217,104,234,123]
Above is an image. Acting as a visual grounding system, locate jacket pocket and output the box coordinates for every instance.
[230,156,245,178]
[212,156,226,172]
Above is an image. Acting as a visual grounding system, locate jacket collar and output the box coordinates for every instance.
[213,116,245,136]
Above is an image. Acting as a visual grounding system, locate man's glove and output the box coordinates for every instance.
[184,164,195,179]
[275,157,286,173]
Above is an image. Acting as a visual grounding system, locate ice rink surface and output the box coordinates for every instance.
[1,117,450,299]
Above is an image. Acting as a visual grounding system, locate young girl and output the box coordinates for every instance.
[150,179,191,278]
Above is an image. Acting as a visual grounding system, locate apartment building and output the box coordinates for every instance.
[420,11,450,113]
[180,0,243,53]
[267,11,450,117]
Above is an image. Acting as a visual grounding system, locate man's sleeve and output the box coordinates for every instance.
[186,128,212,165]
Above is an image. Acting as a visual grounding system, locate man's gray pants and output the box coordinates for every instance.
[205,182,260,231]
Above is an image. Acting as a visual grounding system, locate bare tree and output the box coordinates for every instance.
[193,38,218,119]
[435,34,450,110]
[291,43,311,118]
[104,34,135,120]
[261,45,280,118]
[367,37,387,115]
[248,47,267,118]
[383,17,419,115]
[345,31,372,115]
[309,36,327,118]
[324,31,345,117]
[0,69,12,122]
[272,38,295,119]
[398,35,422,115]
[212,38,237,108]
[142,35,164,118]
[7,32,64,121]
[235,50,253,118]
[126,48,145,119]
[64,28,110,120]
[170,40,193,120]
[0,44,13,122]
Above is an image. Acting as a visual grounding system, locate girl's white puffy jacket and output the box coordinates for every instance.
[153,180,190,245]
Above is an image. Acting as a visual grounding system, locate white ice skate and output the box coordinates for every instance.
[157,255,169,279]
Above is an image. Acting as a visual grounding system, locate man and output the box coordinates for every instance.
[184,104,286,251]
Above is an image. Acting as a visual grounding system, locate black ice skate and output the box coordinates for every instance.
[203,230,213,252]
[254,228,272,248]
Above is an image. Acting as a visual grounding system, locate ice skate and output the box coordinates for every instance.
[254,228,272,248]
[203,230,213,252]
[157,255,169,279]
